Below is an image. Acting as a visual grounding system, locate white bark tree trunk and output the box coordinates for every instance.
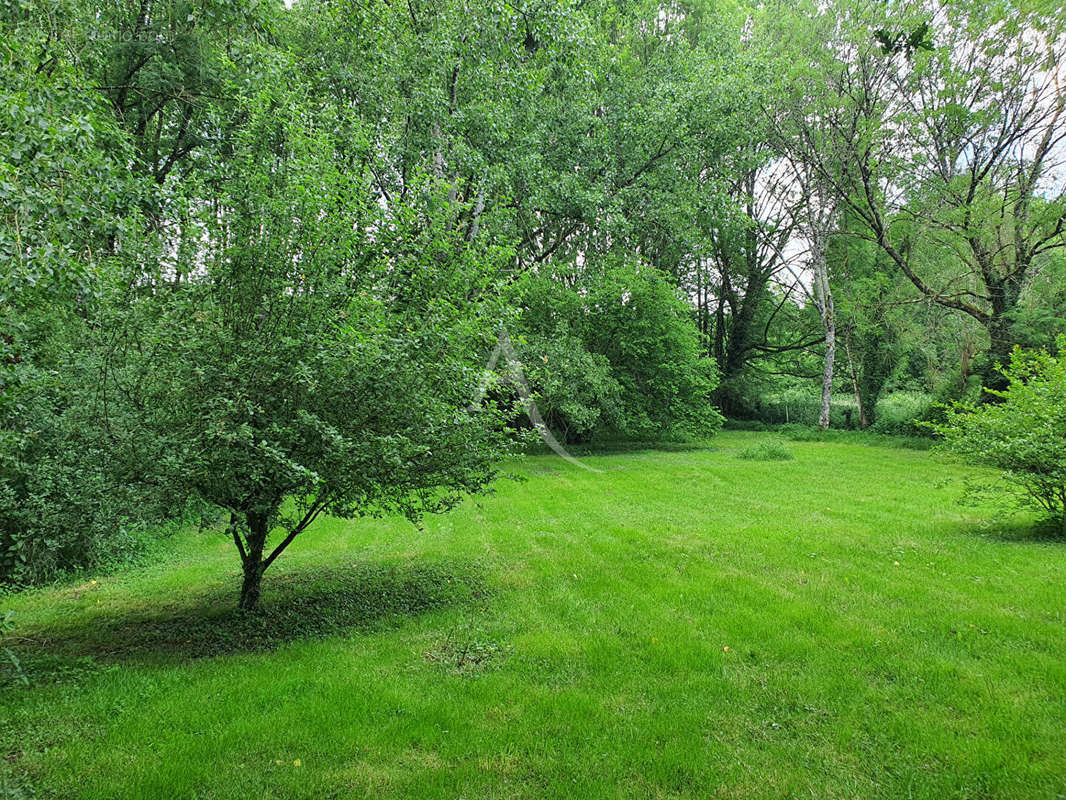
[811,227,835,430]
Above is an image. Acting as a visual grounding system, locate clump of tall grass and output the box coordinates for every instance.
[737,438,795,461]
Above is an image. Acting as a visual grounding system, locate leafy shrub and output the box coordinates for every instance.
[581,265,723,440]
[737,438,795,461]
[513,329,624,442]
[0,391,175,585]
[511,265,723,442]
[872,391,939,437]
[933,338,1066,532]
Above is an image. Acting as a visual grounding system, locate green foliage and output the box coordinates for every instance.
[934,338,1066,531]
[1010,254,1066,349]
[111,92,519,607]
[749,385,943,439]
[0,13,145,309]
[870,392,940,438]
[753,387,861,429]
[736,438,794,461]
[0,0,221,584]
[3,0,1064,596]
[582,265,724,440]
[0,408,165,584]
[513,330,624,443]
[2,0,738,591]
[873,21,933,58]
[512,265,723,442]
[0,4,158,585]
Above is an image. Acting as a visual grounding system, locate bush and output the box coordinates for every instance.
[511,265,724,442]
[737,438,795,461]
[512,329,624,442]
[871,391,939,437]
[0,390,176,585]
[933,338,1066,532]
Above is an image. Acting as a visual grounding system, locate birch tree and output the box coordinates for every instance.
[805,189,840,429]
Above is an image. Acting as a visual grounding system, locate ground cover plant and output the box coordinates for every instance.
[2,433,1064,799]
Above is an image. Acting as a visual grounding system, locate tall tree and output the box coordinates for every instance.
[763,0,1066,393]
[701,161,824,414]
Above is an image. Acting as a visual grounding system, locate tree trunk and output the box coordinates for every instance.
[811,228,835,430]
[819,303,835,430]
[239,562,263,611]
[239,558,264,610]
[959,333,975,390]
[237,511,269,612]
[983,309,1015,397]
[844,332,868,428]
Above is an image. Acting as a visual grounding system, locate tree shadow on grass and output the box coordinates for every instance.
[952,517,1066,545]
[11,559,488,675]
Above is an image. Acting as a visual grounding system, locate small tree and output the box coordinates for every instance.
[934,337,1066,532]
[110,95,517,610]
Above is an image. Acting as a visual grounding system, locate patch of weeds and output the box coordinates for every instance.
[0,612,27,688]
[424,622,510,675]
[3,653,111,694]
[737,439,795,461]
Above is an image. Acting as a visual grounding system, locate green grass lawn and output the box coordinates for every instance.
[2,431,1065,799]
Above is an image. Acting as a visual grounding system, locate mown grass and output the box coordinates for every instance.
[2,431,1064,799]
